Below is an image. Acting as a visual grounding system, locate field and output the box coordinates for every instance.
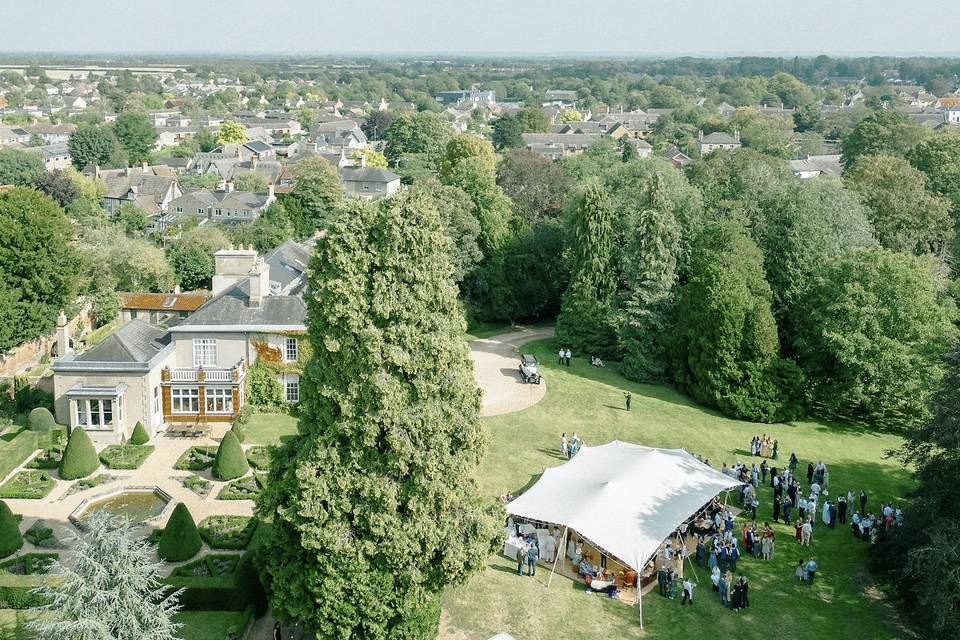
[440,338,912,640]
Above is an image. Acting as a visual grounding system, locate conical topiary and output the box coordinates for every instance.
[0,500,23,559]
[59,428,99,480]
[157,503,202,562]
[130,421,150,445]
[27,407,56,431]
[213,430,249,481]
[229,422,245,444]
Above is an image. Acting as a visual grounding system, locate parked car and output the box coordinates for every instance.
[519,354,541,384]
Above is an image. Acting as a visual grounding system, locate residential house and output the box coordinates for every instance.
[662,146,693,170]
[623,137,653,159]
[0,126,30,146]
[434,89,496,105]
[102,166,182,216]
[338,166,401,200]
[23,123,75,144]
[697,130,741,156]
[168,182,276,225]
[24,142,72,170]
[543,90,578,106]
[52,243,310,442]
[521,133,601,157]
[788,154,843,180]
[118,291,210,324]
[310,120,368,149]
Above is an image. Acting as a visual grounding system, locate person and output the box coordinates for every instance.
[806,557,818,584]
[729,541,740,572]
[579,557,596,579]
[624,391,632,411]
[795,519,803,543]
[851,512,862,539]
[772,494,781,522]
[838,494,847,524]
[860,489,868,513]
[822,499,831,526]
[695,537,706,567]
[731,577,743,611]
[789,452,798,472]
[711,565,721,591]
[273,622,282,640]
[560,433,569,459]
[719,571,730,606]
[798,495,807,522]
[740,576,750,609]
[564,348,571,366]
[829,501,838,529]
[558,348,565,365]
[796,559,806,582]
[807,462,815,484]
[590,355,604,367]
[516,545,525,575]
[681,577,695,605]
[783,496,792,525]
[761,533,772,561]
[666,568,677,599]
[707,546,717,571]
[802,519,813,546]
[526,544,539,577]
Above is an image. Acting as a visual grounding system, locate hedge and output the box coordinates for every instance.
[198,516,258,550]
[213,431,249,481]
[157,503,202,562]
[0,552,58,575]
[26,447,61,470]
[130,421,150,445]
[0,502,22,559]
[170,554,239,578]
[0,574,50,609]
[26,408,55,432]
[164,546,266,614]
[0,471,56,500]
[59,428,98,480]
[229,423,245,444]
[0,430,39,482]
[173,446,217,471]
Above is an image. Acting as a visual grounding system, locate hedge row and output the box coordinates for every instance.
[0,430,39,481]
[0,552,58,575]
[0,574,50,609]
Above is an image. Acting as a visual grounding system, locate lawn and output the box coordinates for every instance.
[243,412,298,445]
[175,610,250,640]
[440,338,911,640]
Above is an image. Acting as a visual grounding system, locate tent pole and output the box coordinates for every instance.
[546,526,567,589]
[637,581,643,629]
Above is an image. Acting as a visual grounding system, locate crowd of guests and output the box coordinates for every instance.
[560,432,585,459]
[749,434,779,460]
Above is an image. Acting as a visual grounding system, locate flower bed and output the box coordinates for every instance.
[0,471,55,499]
[98,444,154,470]
[174,446,217,471]
[245,446,271,470]
[178,474,212,498]
[170,554,239,578]
[26,447,62,470]
[198,516,258,550]
[0,552,58,575]
[23,521,58,549]
[216,475,263,500]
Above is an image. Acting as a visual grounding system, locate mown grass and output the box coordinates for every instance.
[441,338,911,640]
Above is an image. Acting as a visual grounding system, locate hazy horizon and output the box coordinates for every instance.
[4,0,960,57]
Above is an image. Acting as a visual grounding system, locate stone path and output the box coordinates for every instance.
[469,326,555,417]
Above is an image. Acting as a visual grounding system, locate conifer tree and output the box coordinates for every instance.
[256,192,501,639]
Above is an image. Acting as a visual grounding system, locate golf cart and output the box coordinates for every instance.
[519,354,541,384]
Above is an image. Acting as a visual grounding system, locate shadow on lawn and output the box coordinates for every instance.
[535,448,567,461]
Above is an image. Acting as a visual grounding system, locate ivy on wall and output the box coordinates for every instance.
[245,334,311,409]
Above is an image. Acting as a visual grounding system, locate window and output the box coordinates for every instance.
[197,207,204,215]
[176,206,183,213]
[205,387,233,414]
[284,337,298,362]
[153,386,162,420]
[215,208,222,216]
[285,375,300,403]
[171,387,199,414]
[192,338,217,367]
[74,398,116,429]
[76,401,88,426]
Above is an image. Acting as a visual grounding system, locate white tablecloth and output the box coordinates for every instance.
[503,536,528,561]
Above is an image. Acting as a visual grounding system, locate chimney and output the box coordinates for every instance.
[698,130,704,141]
[267,184,275,200]
[174,284,181,294]
[247,257,269,308]
[359,152,366,168]
[735,129,740,142]
[93,164,100,179]
[124,166,132,177]
[140,160,148,171]
[251,155,258,170]
[226,180,234,193]
[56,310,72,358]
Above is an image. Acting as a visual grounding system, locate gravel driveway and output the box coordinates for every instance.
[469,327,555,417]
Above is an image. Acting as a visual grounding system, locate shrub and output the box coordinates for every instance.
[173,446,217,471]
[229,423,245,444]
[234,404,253,426]
[23,521,54,547]
[170,554,239,578]
[0,552,58,575]
[129,421,150,445]
[0,574,47,608]
[59,428,98,479]
[245,446,270,470]
[27,407,56,432]
[26,447,61,470]
[217,475,262,501]
[180,474,211,497]
[157,503,202,562]
[198,516,258,550]
[98,444,154,469]
[0,471,55,500]
[0,430,39,482]
[0,501,23,558]
[213,430,249,481]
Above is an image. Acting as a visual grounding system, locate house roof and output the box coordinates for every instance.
[173,281,307,330]
[118,292,210,312]
[103,174,177,200]
[339,166,400,183]
[700,132,741,145]
[73,319,169,364]
[522,133,601,148]
[265,238,312,294]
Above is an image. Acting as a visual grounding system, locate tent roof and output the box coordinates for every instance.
[506,441,742,571]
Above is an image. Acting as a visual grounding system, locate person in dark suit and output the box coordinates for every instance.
[838,496,848,524]
[273,622,282,640]
[860,489,868,512]
[807,462,815,484]
[829,502,838,529]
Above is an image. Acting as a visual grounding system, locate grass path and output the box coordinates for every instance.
[442,338,912,640]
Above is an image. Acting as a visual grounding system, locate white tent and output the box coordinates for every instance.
[506,441,743,573]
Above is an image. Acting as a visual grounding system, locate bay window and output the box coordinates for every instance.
[171,387,199,414]
[205,387,233,414]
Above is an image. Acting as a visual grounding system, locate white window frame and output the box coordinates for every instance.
[153,385,162,423]
[285,375,300,403]
[205,387,233,414]
[74,398,115,431]
[284,337,298,362]
[192,338,217,367]
[171,387,199,414]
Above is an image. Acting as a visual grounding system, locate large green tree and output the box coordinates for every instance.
[256,192,500,639]
[496,148,573,224]
[794,247,957,428]
[490,114,523,150]
[68,124,124,169]
[0,188,79,348]
[670,222,805,423]
[383,111,454,166]
[555,180,618,357]
[840,109,930,168]
[166,226,230,290]
[113,112,158,163]
[0,148,44,186]
[845,154,953,254]
[291,157,344,234]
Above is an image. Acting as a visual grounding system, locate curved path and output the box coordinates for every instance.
[469,326,555,417]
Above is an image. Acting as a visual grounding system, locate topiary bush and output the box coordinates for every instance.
[213,430,249,481]
[59,428,99,480]
[129,421,150,445]
[229,423,245,444]
[157,503,202,562]
[0,501,23,559]
[27,407,56,432]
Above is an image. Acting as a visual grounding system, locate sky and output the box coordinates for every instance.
[3,0,960,56]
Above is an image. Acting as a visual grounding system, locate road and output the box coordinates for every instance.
[469,326,555,417]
